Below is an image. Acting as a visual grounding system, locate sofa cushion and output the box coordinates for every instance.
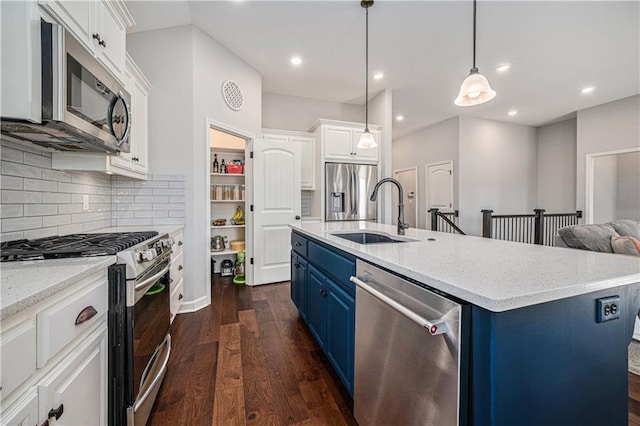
[558,223,616,252]
[609,219,640,241]
[611,234,640,256]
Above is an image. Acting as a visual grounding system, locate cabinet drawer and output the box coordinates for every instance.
[291,232,308,257]
[37,278,107,367]
[170,278,184,321]
[0,319,37,398]
[170,251,184,284]
[172,232,184,256]
[0,387,38,426]
[308,241,355,295]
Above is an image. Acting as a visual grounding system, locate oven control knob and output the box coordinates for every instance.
[167,238,175,247]
[142,249,156,262]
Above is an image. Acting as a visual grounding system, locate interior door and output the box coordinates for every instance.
[253,138,301,285]
[426,161,453,213]
[394,168,418,228]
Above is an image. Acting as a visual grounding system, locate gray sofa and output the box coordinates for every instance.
[555,219,640,252]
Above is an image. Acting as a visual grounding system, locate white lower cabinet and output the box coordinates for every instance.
[38,326,107,426]
[169,228,185,320]
[0,388,38,426]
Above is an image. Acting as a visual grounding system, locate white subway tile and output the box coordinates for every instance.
[169,196,186,203]
[169,210,186,218]
[24,227,57,240]
[58,204,83,214]
[43,215,71,227]
[151,174,184,181]
[42,192,72,204]
[24,204,58,216]
[153,188,185,196]
[112,180,134,188]
[89,203,111,212]
[112,211,135,219]
[1,140,50,156]
[2,190,42,204]
[82,220,110,232]
[169,181,185,189]
[23,152,52,168]
[115,218,152,226]
[1,216,43,232]
[23,178,57,192]
[134,195,168,203]
[152,218,185,225]
[113,188,153,196]
[58,182,84,193]
[114,203,153,211]
[57,223,83,235]
[152,203,184,211]
[0,205,23,218]
[1,161,41,178]
[1,231,24,242]
[112,195,134,204]
[42,169,72,182]
[0,175,23,190]
[135,180,168,189]
[88,194,111,204]
[1,146,24,163]
[134,210,168,218]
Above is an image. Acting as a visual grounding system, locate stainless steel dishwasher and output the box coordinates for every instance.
[350,260,467,426]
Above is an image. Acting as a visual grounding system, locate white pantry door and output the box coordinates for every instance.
[253,138,301,285]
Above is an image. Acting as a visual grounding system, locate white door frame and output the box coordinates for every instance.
[425,160,454,213]
[205,118,255,301]
[585,146,639,224]
[393,166,418,227]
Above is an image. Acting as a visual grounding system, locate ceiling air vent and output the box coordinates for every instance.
[222,80,244,111]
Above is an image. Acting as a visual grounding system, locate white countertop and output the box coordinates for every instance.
[291,222,640,312]
[0,256,116,320]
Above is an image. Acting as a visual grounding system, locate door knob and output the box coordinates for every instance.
[295,215,301,220]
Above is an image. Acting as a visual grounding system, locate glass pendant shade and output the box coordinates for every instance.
[454,69,496,106]
[357,130,376,149]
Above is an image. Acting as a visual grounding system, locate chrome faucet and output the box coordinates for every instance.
[370,178,409,235]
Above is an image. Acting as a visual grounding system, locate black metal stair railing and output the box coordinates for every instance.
[428,209,466,235]
[481,209,582,246]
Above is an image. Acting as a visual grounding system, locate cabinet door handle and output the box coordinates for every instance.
[178,265,183,270]
[92,33,101,42]
[132,157,139,162]
[48,404,64,421]
[178,241,183,246]
[178,293,183,300]
[294,242,301,247]
[170,278,174,284]
[75,306,97,325]
[99,39,106,48]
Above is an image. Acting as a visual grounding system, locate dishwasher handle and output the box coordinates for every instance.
[350,276,449,336]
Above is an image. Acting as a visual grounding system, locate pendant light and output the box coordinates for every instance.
[357,0,377,149]
[454,0,496,106]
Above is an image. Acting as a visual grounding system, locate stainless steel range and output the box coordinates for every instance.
[1,232,174,426]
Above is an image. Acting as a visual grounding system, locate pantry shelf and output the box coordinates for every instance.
[210,200,245,203]
[210,225,246,229]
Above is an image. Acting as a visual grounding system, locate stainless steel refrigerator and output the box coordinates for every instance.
[325,163,378,222]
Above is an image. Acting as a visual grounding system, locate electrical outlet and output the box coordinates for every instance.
[596,296,620,323]
[82,195,89,211]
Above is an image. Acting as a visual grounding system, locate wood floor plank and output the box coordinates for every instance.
[212,385,247,426]
[216,323,243,390]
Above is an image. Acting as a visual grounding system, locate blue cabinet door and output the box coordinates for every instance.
[290,252,307,318]
[325,276,355,395]
[291,253,299,308]
[306,265,326,348]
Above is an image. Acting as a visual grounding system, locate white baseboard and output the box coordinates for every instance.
[178,295,210,314]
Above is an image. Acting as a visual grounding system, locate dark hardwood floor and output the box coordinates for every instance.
[149,274,640,425]
[148,274,357,426]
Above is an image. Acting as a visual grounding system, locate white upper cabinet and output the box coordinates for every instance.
[312,120,381,164]
[38,0,134,83]
[262,129,317,190]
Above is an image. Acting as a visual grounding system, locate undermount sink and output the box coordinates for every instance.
[331,231,417,244]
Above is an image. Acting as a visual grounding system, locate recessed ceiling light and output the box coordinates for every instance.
[507,110,518,116]
[496,63,511,72]
[290,56,302,66]
[395,115,404,121]
[373,72,384,80]
[580,86,595,94]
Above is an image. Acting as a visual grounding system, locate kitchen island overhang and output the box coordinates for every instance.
[290,221,640,426]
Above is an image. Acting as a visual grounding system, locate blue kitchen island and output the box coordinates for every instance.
[290,222,640,426]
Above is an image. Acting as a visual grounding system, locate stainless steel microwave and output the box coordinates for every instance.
[1,17,131,153]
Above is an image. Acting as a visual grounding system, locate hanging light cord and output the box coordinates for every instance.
[364,3,369,132]
[472,0,477,71]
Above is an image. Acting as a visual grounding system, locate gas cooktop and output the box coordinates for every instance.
[0,232,159,262]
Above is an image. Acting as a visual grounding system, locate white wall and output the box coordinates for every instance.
[128,25,262,311]
[392,117,459,229]
[616,151,640,220]
[458,116,538,236]
[576,95,640,218]
[369,89,393,224]
[536,118,577,212]
[262,93,362,132]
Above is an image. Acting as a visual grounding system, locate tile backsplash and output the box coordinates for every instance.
[1,140,185,242]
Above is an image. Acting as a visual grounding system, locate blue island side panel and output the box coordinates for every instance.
[471,282,640,426]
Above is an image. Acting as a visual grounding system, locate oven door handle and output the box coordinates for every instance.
[134,264,170,292]
[134,334,171,412]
